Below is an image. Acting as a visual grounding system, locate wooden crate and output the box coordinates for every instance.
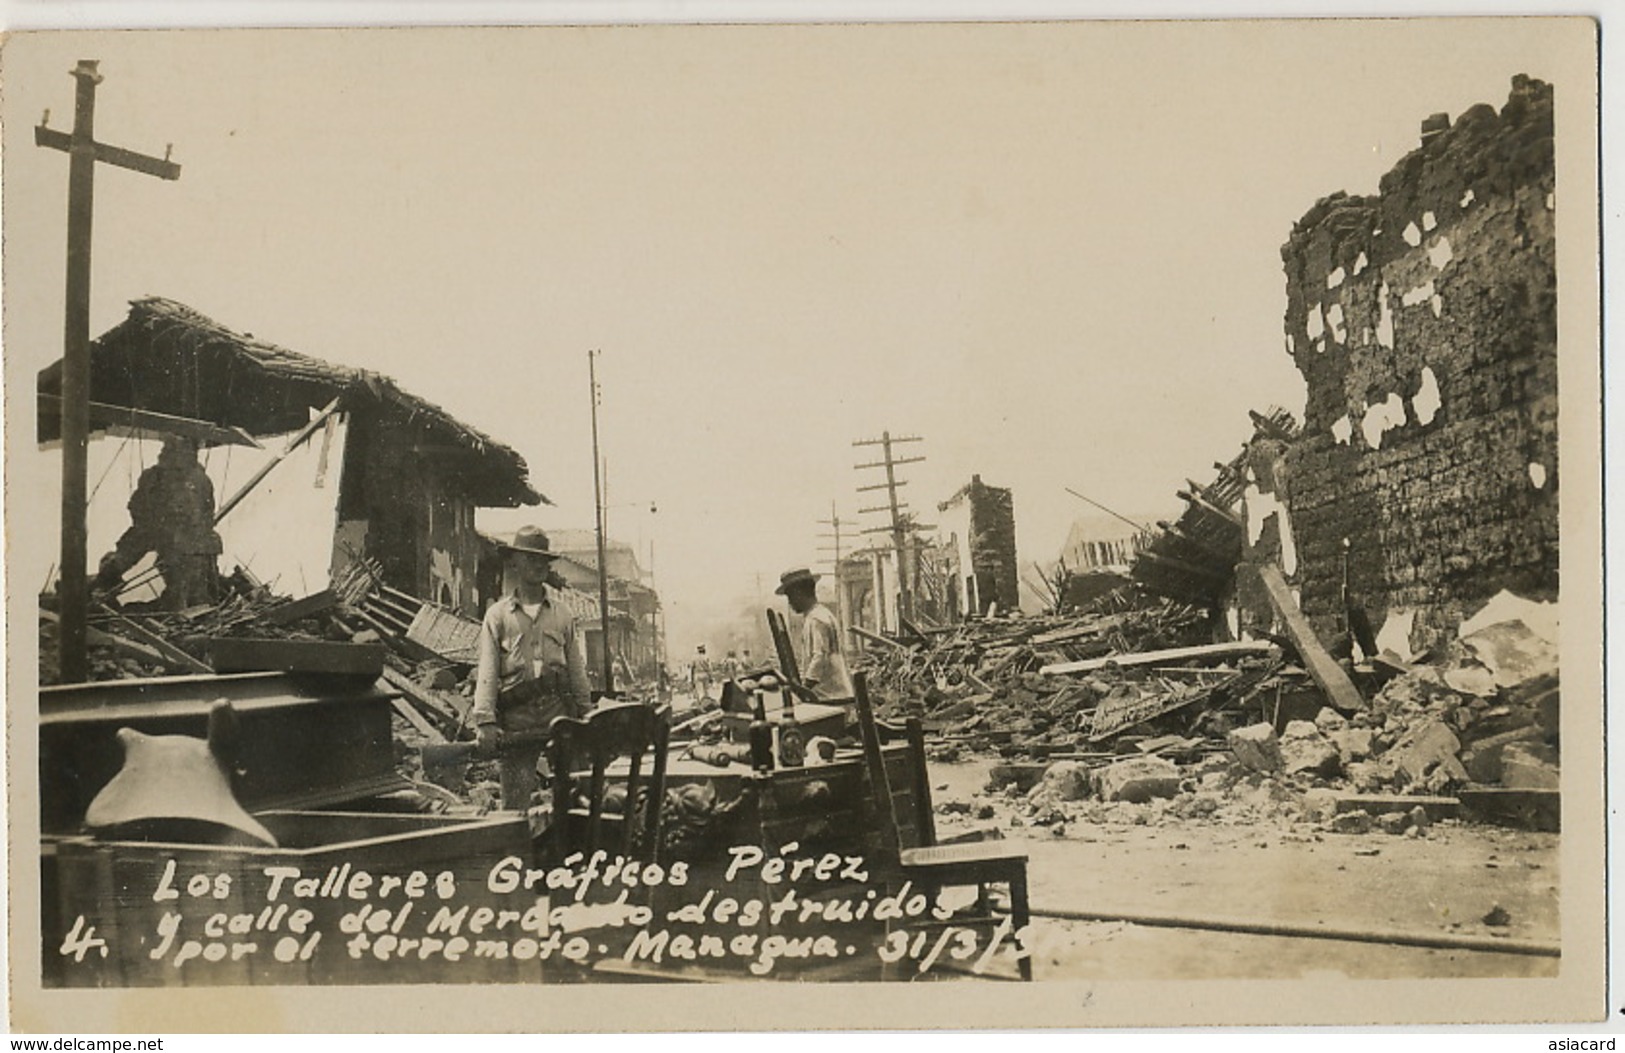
[49,810,531,988]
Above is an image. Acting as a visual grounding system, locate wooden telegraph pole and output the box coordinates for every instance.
[37,60,180,683]
[588,349,615,697]
[853,431,924,625]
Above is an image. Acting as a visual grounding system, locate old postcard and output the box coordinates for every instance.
[2,16,1604,1032]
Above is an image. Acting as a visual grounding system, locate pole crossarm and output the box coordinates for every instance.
[34,125,180,180]
[40,59,180,684]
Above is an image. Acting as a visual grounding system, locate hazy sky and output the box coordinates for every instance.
[2,20,1581,650]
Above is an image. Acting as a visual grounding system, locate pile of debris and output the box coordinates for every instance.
[975,591,1559,834]
[862,593,1213,710]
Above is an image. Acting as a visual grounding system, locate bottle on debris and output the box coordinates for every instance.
[777,689,806,768]
[749,690,775,773]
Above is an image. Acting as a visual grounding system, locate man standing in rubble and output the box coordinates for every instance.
[776,567,853,701]
[94,436,223,609]
[472,527,592,813]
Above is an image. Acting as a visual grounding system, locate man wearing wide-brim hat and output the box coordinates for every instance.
[472,526,591,814]
[776,567,853,701]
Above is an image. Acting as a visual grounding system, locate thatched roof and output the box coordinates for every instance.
[38,297,544,508]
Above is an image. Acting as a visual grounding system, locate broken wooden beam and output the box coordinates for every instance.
[849,624,906,649]
[380,666,465,732]
[215,395,343,524]
[1138,549,1233,583]
[1040,640,1275,676]
[1176,488,1243,529]
[38,394,263,449]
[95,608,214,673]
[1246,562,1365,713]
[259,589,339,627]
[198,637,385,677]
[390,696,447,742]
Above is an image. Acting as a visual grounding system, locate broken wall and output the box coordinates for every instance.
[965,476,1020,614]
[1279,75,1557,650]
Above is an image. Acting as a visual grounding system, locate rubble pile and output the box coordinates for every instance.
[963,592,1560,835]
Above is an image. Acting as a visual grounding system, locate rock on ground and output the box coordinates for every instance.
[1098,756,1182,803]
[1229,722,1283,774]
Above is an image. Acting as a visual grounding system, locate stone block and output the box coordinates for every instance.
[1280,720,1342,776]
[1098,756,1183,804]
[1376,810,1411,835]
[1330,809,1373,834]
[1500,741,1559,790]
[1028,760,1092,802]
[1229,721,1283,774]
[1460,725,1545,783]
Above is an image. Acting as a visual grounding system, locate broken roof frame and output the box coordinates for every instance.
[37,296,545,509]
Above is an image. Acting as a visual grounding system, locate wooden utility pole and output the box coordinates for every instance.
[37,60,180,683]
[815,501,849,636]
[853,431,924,625]
[588,349,615,696]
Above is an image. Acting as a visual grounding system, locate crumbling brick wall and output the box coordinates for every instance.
[966,476,1020,615]
[1279,75,1557,651]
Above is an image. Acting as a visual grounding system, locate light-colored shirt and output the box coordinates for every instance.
[801,602,853,699]
[471,587,592,726]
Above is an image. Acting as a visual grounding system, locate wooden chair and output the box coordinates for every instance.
[547,702,671,863]
[853,671,1033,981]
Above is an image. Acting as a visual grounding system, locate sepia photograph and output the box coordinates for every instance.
[1,13,1604,1033]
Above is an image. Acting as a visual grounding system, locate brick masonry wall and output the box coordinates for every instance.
[1278,76,1557,650]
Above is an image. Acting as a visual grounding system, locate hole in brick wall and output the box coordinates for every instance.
[1376,283,1395,348]
[1414,366,1442,425]
[1326,303,1347,343]
[1428,237,1454,269]
[1529,462,1548,489]
[1401,280,1436,308]
[1403,221,1422,246]
[1360,393,1407,449]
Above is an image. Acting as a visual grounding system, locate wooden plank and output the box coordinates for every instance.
[391,697,447,742]
[1039,640,1275,676]
[96,609,213,673]
[260,589,338,627]
[1248,563,1365,712]
[38,394,262,448]
[379,666,465,730]
[200,637,385,676]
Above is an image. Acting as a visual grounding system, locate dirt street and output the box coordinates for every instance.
[927,756,1560,981]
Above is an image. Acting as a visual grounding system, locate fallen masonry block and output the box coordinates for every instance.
[1500,741,1559,790]
[988,762,1051,794]
[1329,727,1375,763]
[1314,707,1350,734]
[1376,811,1411,835]
[1461,725,1546,783]
[1280,720,1341,776]
[1098,756,1182,803]
[1334,794,1460,821]
[1386,720,1470,790]
[1330,809,1373,834]
[1029,759,1092,802]
[1228,721,1283,774]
